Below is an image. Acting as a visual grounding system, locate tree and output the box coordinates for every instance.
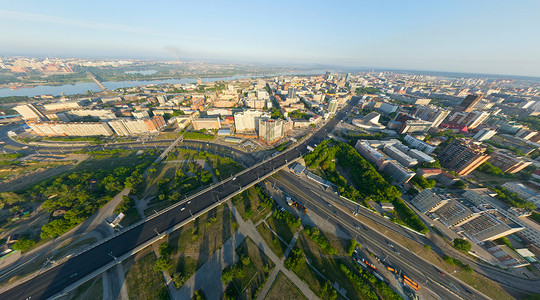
[453,238,472,252]
[453,180,468,190]
[11,237,37,252]
[221,266,235,284]
[154,257,173,272]
[347,239,357,256]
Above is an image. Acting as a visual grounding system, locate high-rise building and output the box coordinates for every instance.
[454,94,484,113]
[345,73,351,82]
[14,104,47,121]
[287,87,296,99]
[234,109,270,132]
[437,138,490,176]
[258,118,283,144]
[328,99,338,114]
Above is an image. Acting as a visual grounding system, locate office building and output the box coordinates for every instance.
[234,109,270,132]
[14,104,47,121]
[258,118,284,144]
[488,152,532,174]
[454,94,484,113]
[437,138,490,175]
[473,129,497,141]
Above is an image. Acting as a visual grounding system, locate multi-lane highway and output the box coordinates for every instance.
[273,170,540,296]
[269,172,486,300]
[0,97,357,300]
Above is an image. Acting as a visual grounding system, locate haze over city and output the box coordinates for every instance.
[2,0,540,77]
[3,2,540,300]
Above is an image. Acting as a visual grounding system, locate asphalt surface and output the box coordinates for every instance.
[269,172,485,300]
[0,98,357,300]
[273,170,540,296]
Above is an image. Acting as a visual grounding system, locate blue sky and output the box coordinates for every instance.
[1,0,539,76]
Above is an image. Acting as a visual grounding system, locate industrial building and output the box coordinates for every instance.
[28,121,114,136]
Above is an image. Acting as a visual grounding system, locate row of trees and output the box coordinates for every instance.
[304,140,428,233]
[493,187,536,210]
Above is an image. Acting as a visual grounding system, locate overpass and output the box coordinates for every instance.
[0,98,358,300]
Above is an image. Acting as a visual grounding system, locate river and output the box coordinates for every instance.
[0,74,284,98]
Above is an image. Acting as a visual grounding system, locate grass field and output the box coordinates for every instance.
[256,222,288,258]
[167,205,238,288]
[124,250,169,300]
[232,187,271,224]
[265,271,306,300]
[225,237,275,299]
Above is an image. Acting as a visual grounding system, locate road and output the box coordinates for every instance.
[272,169,540,297]
[0,97,358,300]
[269,172,485,300]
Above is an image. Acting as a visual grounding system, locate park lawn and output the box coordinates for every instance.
[232,187,271,224]
[256,222,288,258]
[265,271,306,300]
[226,237,275,299]
[123,250,169,300]
[69,275,103,300]
[167,205,238,286]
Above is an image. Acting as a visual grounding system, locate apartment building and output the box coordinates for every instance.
[438,138,490,175]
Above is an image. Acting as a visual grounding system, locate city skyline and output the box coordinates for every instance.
[1,1,540,77]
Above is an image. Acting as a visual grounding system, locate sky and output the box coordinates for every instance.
[1,0,540,77]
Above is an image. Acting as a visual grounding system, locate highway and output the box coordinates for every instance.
[269,172,486,300]
[273,170,540,296]
[0,97,357,300]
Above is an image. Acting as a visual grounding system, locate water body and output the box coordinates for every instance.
[0,73,294,98]
[124,70,157,75]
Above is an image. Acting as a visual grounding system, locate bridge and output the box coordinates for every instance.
[87,71,108,92]
[0,98,356,300]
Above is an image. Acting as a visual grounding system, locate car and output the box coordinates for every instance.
[180,206,186,211]
[392,248,400,254]
[354,225,360,230]
[232,176,237,181]
[187,201,191,205]
[386,241,393,247]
